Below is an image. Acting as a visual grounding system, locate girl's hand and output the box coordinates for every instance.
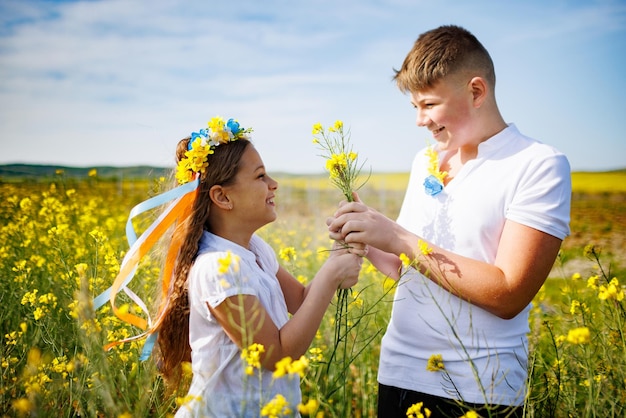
[324,246,362,289]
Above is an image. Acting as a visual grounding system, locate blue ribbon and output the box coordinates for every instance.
[92,177,200,360]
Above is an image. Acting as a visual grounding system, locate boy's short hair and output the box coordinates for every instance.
[394,25,496,93]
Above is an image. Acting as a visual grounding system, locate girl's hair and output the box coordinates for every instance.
[394,25,496,93]
[156,137,251,389]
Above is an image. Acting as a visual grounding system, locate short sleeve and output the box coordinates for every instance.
[188,251,257,309]
[507,152,571,240]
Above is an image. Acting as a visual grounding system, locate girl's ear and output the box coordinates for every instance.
[209,185,232,210]
[469,76,488,108]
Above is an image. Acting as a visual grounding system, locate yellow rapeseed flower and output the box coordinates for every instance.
[273,355,309,379]
[587,275,599,289]
[217,251,239,275]
[309,347,324,363]
[598,278,624,301]
[406,401,431,418]
[460,411,480,418]
[279,247,297,263]
[426,354,445,372]
[417,239,433,256]
[298,399,319,415]
[312,123,323,135]
[12,398,33,415]
[241,343,265,375]
[566,326,590,344]
[261,394,292,417]
[399,253,412,268]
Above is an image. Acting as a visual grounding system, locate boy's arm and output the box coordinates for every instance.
[329,200,561,319]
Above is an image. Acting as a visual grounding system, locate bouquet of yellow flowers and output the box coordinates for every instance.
[311,120,368,398]
[312,120,368,202]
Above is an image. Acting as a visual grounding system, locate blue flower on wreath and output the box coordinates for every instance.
[226,118,242,135]
[424,175,443,196]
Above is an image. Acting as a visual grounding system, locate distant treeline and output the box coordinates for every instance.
[0,164,172,182]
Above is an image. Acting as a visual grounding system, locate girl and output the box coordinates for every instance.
[154,117,363,417]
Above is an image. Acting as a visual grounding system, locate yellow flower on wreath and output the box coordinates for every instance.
[176,116,252,184]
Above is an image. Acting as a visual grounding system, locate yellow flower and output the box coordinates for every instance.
[426,354,445,372]
[312,123,323,135]
[598,277,624,301]
[175,160,194,184]
[569,300,580,315]
[289,355,309,377]
[417,239,433,256]
[325,153,348,179]
[241,343,265,372]
[88,168,97,177]
[12,398,34,415]
[460,411,480,418]
[279,247,297,263]
[261,394,292,417]
[298,399,319,415]
[185,139,213,173]
[273,356,293,379]
[425,146,447,183]
[587,275,599,289]
[217,251,239,274]
[273,355,309,378]
[406,401,431,418]
[308,347,324,363]
[399,253,412,268]
[566,326,590,344]
[583,244,596,258]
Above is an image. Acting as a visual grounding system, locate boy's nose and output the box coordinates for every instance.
[416,110,429,127]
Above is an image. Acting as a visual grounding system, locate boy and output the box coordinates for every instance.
[328,25,571,417]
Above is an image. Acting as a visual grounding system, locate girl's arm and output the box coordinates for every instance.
[208,251,361,370]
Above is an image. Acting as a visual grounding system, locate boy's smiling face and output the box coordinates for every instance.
[410,75,479,152]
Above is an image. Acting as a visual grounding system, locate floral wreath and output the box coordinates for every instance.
[93,115,253,359]
[175,116,253,184]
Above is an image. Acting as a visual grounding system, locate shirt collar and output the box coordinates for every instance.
[198,231,257,264]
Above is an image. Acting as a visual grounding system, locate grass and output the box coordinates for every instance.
[0,171,624,417]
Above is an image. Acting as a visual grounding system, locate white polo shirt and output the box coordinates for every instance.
[378,124,571,405]
[176,232,301,417]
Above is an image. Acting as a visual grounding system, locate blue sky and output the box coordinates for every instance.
[1,0,625,173]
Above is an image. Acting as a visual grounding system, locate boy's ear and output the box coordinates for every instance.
[469,76,488,108]
[209,185,232,210]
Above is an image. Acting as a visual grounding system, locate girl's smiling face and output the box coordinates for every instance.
[225,145,278,231]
